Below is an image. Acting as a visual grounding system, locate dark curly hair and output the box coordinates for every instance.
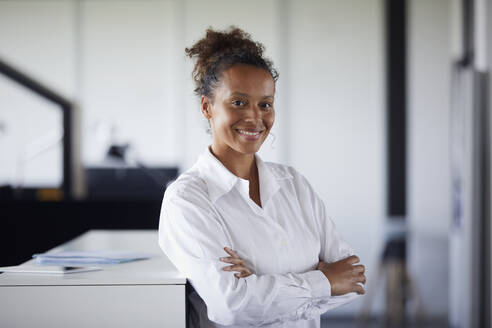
[185,26,279,100]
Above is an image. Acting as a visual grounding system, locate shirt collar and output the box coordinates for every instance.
[197,146,292,205]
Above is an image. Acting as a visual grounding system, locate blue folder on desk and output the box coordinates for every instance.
[33,251,155,265]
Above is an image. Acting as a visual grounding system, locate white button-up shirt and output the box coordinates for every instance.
[158,146,359,327]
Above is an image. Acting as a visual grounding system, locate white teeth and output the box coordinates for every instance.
[238,129,261,136]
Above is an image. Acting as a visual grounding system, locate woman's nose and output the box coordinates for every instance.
[245,104,262,120]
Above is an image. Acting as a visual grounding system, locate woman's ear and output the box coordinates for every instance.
[201,95,212,120]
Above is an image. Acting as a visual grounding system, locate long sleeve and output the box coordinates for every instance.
[158,185,333,327]
[295,172,361,311]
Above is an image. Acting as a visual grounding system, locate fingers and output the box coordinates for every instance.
[355,273,366,284]
[223,264,252,277]
[354,283,366,295]
[220,257,244,265]
[220,249,252,278]
[345,255,360,265]
[220,256,249,272]
[353,264,365,274]
[234,272,252,278]
[223,247,239,258]
[222,264,248,272]
[352,263,366,285]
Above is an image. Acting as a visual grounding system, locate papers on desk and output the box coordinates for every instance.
[33,251,155,265]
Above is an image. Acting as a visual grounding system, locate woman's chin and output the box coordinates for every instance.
[235,141,264,155]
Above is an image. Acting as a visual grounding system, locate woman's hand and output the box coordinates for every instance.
[317,255,366,296]
[220,247,253,279]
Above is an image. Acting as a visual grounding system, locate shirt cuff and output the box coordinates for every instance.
[302,269,331,298]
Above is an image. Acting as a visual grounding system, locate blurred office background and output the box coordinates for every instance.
[1,0,491,327]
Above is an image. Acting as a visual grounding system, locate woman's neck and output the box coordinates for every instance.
[209,145,256,181]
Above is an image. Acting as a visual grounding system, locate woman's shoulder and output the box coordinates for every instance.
[163,168,210,204]
[263,160,318,199]
[263,160,305,182]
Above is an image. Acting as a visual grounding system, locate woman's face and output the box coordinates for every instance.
[201,64,275,156]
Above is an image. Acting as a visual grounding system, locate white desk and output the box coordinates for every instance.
[0,230,186,328]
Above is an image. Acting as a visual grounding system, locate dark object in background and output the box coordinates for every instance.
[107,144,129,160]
[86,167,178,200]
[0,186,14,200]
[0,200,162,267]
[0,167,178,267]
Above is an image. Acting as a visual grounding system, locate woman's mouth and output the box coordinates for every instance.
[235,129,264,140]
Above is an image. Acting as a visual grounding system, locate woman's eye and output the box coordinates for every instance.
[261,103,272,110]
[232,100,245,106]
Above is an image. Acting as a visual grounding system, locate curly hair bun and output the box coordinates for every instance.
[185,26,278,98]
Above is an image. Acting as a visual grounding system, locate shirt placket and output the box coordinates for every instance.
[237,180,292,271]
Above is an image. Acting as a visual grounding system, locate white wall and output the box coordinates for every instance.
[407,0,451,318]
[80,0,182,166]
[0,0,386,317]
[287,0,385,316]
[0,0,75,187]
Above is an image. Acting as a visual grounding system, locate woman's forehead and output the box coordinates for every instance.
[218,65,275,97]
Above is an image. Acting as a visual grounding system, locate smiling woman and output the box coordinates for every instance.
[201,64,275,165]
[158,27,365,328]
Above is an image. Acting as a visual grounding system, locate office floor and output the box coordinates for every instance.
[320,317,448,328]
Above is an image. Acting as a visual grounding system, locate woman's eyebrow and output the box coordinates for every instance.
[230,92,274,99]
